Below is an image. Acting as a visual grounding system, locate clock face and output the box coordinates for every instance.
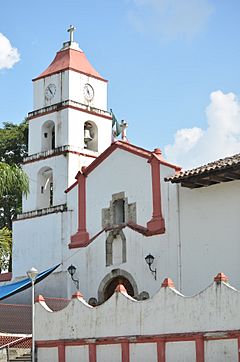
[45,84,56,100]
[83,83,94,101]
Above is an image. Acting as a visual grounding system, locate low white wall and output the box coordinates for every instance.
[36,276,240,361]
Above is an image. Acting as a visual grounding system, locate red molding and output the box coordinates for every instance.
[237,336,240,362]
[58,343,65,362]
[161,278,175,288]
[157,340,165,362]
[33,67,108,83]
[28,104,112,121]
[0,272,12,282]
[147,154,165,234]
[121,342,129,362]
[36,330,240,348]
[195,336,204,362]
[89,344,96,362]
[69,172,90,248]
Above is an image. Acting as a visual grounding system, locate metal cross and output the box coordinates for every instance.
[67,25,76,43]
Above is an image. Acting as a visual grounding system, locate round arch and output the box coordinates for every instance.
[98,269,138,304]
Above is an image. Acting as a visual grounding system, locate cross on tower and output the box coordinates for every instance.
[67,25,76,43]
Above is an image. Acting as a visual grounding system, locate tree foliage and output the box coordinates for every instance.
[0,120,29,271]
[0,227,12,273]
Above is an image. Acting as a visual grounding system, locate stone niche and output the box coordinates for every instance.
[102,192,136,228]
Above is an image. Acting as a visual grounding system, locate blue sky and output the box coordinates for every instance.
[1,0,240,168]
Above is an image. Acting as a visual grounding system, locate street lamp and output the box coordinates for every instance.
[145,254,157,280]
[27,267,38,362]
[67,264,79,290]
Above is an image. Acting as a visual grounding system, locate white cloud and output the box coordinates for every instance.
[129,0,213,40]
[0,33,20,70]
[165,91,240,169]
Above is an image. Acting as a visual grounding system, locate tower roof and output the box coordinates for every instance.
[33,41,107,82]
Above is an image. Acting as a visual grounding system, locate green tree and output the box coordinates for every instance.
[0,227,12,273]
[0,120,29,271]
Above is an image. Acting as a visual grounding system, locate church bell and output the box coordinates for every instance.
[84,129,93,142]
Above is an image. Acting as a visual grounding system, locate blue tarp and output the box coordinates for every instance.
[0,264,61,301]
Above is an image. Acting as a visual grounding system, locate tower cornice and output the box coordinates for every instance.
[27,100,112,121]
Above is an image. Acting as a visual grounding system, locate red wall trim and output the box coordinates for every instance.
[238,336,240,362]
[0,272,12,282]
[89,344,96,362]
[147,154,165,234]
[36,330,240,348]
[33,67,108,83]
[28,104,111,121]
[157,340,165,362]
[195,336,204,362]
[58,343,65,362]
[121,342,130,362]
[69,172,90,248]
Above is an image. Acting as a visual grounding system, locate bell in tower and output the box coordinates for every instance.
[84,122,93,149]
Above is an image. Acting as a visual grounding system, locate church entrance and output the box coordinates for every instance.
[98,269,138,304]
[103,276,134,302]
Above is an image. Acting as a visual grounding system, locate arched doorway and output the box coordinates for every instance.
[98,269,138,304]
[104,276,134,301]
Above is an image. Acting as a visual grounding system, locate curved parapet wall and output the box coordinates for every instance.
[35,273,240,362]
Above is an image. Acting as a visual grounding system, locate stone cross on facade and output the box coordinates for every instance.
[67,25,76,43]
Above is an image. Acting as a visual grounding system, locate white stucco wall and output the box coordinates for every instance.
[33,69,107,112]
[33,72,69,110]
[65,346,89,361]
[37,347,58,362]
[12,211,70,279]
[35,280,240,362]
[22,156,68,212]
[166,341,196,362]
[178,180,240,295]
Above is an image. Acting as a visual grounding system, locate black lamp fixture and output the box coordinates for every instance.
[145,254,157,280]
[67,264,79,290]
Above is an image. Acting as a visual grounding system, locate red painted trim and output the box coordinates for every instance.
[214,272,228,283]
[157,340,165,362]
[65,180,78,193]
[33,67,108,83]
[195,336,204,362]
[36,331,240,350]
[28,104,112,121]
[147,155,165,234]
[23,150,97,165]
[89,344,96,362]
[58,343,65,362]
[237,338,240,362]
[161,278,175,288]
[83,141,152,177]
[69,173,90,247]
[69,227,105,249]
[0,272,12,282]
[121,342,129,362]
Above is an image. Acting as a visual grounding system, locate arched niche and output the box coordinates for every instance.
[84,121,98,152]
[98,269,138,304]
[106,229,126,266]
[41,120,55,152]
[37,166,53,209]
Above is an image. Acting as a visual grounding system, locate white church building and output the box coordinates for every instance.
[7,28,240,361]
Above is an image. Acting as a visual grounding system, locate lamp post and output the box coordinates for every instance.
[145,254,157,280]
[27,267,38,362]
[67,264,79,290]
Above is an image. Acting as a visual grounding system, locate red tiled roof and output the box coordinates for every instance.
[165,153,240,188]
[33,48,106,82]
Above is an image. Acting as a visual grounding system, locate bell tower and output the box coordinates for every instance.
[22,27,112,213]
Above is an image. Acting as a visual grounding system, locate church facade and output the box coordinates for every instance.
[11,28,240,309]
